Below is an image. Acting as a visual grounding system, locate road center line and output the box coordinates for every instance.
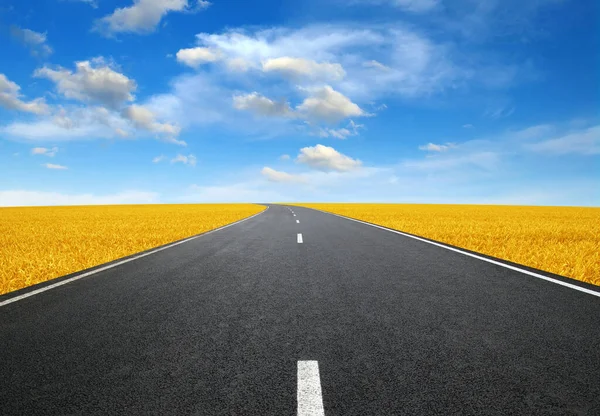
[298,361,325,416]
[293,214,296,216]
[297,233,303,243]
[296,220,300,223]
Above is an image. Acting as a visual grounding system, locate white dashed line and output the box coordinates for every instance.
[296,220,300,223]
[297,233,303,243]
[298,361,325,416]
[293,214,296,217]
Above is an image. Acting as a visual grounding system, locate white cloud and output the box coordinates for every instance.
[462,124,473,128]
[403,151,500,171]
[485,106,515,119]
[31,147,58,157]
[0,73,49,115]
[297,85,365,123]
[525,126,600,155]
[171,154,197,166]
[381,0,439,13]
[226,57,250,72]
[362,60,390,71]
[261,167,305,183]
[262,57,345,81]
[122,104,181,137]
[43,163,68,170]
[9,26,53,56]
[279,154,291,160]
[1,106,130,141]
[0,190,159,207]
[152,155,165,163]
[233,92,294,117]
[176,47,221,68]
[191,24,463,100]
[184,183,284,203]
[94,0,211,36]
[318,127,351,139]
[34,58,136,108]
[297,144,362,172]
[317,119,364,139]
[418,142,456,152]
[63,0,98,7]
[513,124,555,140]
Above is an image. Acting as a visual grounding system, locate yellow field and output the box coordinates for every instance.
[0,204,264,295]
[293,204,600,286]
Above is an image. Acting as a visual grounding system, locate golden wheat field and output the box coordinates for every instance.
[0,204,264,295]
[293,204,600,286]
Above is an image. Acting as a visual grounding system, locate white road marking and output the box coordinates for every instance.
[309,208,600,298]
[298,361,325,416]
[293,214,296,217]
[297,233,303,243]
[296,220,300,224]
[0,206,270,307]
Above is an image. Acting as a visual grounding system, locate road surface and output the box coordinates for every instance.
[1,204,599,415]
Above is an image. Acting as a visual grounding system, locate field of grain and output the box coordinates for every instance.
[0,204,264,295]
[293,204,600,286]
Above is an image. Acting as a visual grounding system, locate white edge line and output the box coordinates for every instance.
[0,206,269,307]
[297,360,325,416]
[306,207,600,298]
[297,233,303,244]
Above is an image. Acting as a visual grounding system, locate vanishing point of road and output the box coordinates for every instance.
[1,204,599,415]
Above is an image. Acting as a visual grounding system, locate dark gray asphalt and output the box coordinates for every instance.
[1,204,599,415]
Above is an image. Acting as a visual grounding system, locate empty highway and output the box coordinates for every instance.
[1,204,599,415]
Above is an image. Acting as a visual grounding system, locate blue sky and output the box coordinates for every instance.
[0,0,598,206]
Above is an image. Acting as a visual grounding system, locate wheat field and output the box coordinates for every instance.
[293,204,600,286]
[0,204,264,295]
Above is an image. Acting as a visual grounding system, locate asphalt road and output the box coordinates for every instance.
[1,204,599,415]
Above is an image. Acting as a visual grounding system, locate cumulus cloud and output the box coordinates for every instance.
[35,59,136,108]
[31,147,58,157]
[297,144,362,172]
[262,57,345,81]
[122,104,181,137]
[9,26,53,56]
[43,163,68,170]
[418,142,456,152]
[188,24,465,100]
[0,190,159,207]
[297,85,365,123]
[94,0,211,36]
[233,92,294,117]
[171,154,197,166]
[176,47,221,68]
[261,167,305,183]
[0,73,49,115]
